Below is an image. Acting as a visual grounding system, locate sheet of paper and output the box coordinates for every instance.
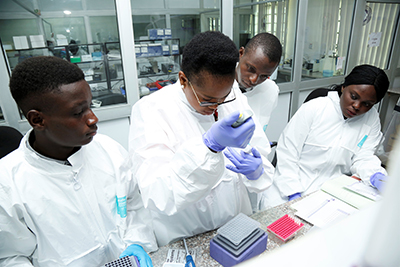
[368,32,382,47]
[292,191,357,228]
[344,181,382,201]
[165,248,196,264]
[321,175,375,209]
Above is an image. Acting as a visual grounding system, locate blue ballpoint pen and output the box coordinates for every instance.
[183,238,196,267]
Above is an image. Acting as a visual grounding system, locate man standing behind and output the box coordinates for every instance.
[235,32,282,131]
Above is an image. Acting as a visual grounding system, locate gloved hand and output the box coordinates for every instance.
[288,193,301,201]
[370,172,387,192]
[223,146,264,180]
[203,111,255,152]
[120,244,153,267]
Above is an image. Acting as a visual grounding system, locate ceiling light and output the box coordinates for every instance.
[63,10,71,15]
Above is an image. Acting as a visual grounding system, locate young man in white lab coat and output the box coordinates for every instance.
[129,31,275,246]
[0,56,156,267]
[235,32,282,131]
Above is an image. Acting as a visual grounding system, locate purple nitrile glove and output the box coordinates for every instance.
[288,193,301,201]
[203,111,255,152]
[370,172,387,192]
[224,146,264,180]
[120,244,153,267]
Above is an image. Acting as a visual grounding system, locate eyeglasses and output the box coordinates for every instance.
[188,81,236,107]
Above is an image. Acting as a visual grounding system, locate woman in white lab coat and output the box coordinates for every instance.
[129,31,275,246]
[262,64,389,207]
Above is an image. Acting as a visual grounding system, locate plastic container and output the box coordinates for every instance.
[217,213,260,245]
[103,256,139,267]
[266,214,304,242]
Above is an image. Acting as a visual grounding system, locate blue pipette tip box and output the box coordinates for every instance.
[210,232,268,267]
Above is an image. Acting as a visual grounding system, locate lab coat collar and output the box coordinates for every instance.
[327,91,367,123]
[23,129,85,173]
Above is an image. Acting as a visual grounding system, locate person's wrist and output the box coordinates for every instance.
[203,133,225,152]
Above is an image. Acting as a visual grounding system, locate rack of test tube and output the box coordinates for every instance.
[266,214,304,242]
[103,256,140,267]
[210,213,268,267]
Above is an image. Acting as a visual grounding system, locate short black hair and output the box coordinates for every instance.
[340,64,389,102]
[181,31,238,86]
[245,32,282,63]
[9,56,84,115]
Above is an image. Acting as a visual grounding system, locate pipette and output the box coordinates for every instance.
[183,238,196,267]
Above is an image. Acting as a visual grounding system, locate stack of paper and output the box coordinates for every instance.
[291,191,357,228]
[320,175,377,209]
[291,175,380,228]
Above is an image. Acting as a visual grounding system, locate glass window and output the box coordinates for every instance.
[302,0,355,81]
[170,15,201,47]
[45,17,87,44]
[0,0,127,110]
[132,0,220,98]
[132,15,167,40]
[233,0,296,84]
[90,16,119,43]
[356,2,400,69]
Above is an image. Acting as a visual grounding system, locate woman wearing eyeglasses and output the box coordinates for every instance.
[129,31,275,246]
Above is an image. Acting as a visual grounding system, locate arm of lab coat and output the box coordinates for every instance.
[129,104,225,216]
[0,182,36,266]
[123,169,158,252]
[133,137,225,216]
[96,135,158,253]
[350,113,387,184]
[274,102,315,197]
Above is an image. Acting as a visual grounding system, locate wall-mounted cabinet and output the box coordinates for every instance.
[5,42,127,108]
[135,38,180,97]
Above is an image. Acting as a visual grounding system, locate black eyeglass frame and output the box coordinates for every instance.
[188,81,236,107]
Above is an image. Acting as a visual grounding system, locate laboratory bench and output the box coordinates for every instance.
[149,197,313,267]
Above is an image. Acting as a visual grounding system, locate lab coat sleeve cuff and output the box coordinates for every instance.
[242,162,274,193]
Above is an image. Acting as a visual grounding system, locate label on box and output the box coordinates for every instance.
[172,44,179,54]
[165,249,196,264]
[81,54,92,62]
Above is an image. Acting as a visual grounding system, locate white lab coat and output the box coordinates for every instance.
[234,79,279,131]
[129,81,274,246]
[261,91,387,208]
[0,130,157,267]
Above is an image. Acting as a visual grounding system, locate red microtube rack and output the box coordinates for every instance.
[266,214,304,242]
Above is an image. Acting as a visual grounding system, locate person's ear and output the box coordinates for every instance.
[26,110,45,130]
[239,47,245,58]
[178,71,189,90]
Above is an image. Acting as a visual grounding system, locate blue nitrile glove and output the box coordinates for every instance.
[203,111,255,152]
[223,146,264,180]
[120,244,153,267]
[288,193,301,201]
[370,172,387,192]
